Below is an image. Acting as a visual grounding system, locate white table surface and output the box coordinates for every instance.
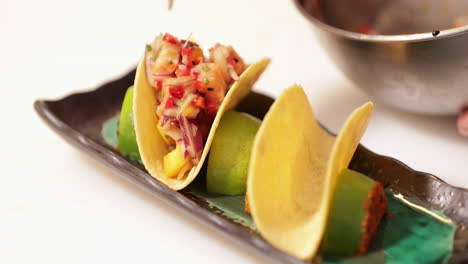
[2,0,468,263]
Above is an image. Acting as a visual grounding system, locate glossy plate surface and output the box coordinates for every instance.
[34,69,468,263]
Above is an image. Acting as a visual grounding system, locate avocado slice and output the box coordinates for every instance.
[322,168,387,256]
[207,111,261,195]
[118,86,140,160]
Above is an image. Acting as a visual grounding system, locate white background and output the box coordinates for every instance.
[2,0,468,263]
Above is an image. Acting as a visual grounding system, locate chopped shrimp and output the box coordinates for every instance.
[156,76,196,116]
[145,34,181,87]
[191,63,228,114]
[209,44,247,83]
[181,41,204,66]
[176,42,204,76]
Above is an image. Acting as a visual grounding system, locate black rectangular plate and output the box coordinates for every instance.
[34,69,468,263]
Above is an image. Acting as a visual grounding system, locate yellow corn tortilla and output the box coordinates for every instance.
[133,56,270,190]
[247,85,373,260]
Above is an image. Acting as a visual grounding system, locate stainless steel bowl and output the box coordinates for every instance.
[293,0,468,115]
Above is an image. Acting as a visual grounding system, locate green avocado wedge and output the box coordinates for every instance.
[322,168,387,257]
[118,86,140,160]
[207,111,261,195]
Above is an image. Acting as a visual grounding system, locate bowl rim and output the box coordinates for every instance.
[292,0,468,43]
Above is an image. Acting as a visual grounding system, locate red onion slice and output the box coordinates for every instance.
[178,114,196,159]
[161,114,178,129]
[189,122,203,153]
[161,115,171,127]
[178,115,203,161]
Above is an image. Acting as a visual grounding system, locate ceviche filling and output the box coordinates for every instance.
[144,33,246,179]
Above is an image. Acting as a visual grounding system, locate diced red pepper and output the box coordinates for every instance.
[194,81,203,89]
[165,96,175,109]
[163,33,178,44]
[169,85,184,99]
[182,47,192,56]
[206,101,218,115]
[155,81,163,91]
[181,47,193,69]
[192,96,206,109]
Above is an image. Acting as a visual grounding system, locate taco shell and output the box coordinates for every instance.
[133,57,270,190]
[247,85,373,260]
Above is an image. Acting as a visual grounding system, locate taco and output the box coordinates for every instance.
[133,33,270,190]
[247,85,374,260]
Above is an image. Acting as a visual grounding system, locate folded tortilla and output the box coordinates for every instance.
[247,85,373,260]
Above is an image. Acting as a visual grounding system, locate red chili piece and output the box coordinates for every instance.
[192,96,205,109]
[194,81,203,89]
[181,47,193,68]
[165,96,175,108]
[229,59,237,66]
[205,101,218,115]
[163,33,178,44]
[182,47,192,56]
[169,85,184,99]
[156,81,163,91]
